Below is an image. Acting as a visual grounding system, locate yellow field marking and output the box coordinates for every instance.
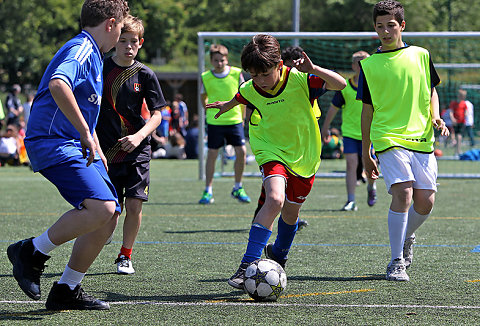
[466,279,480,283]
[204,288,374,303]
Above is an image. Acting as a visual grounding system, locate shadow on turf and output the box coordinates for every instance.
[102,290,246,303]
[0,310,58,322]
[199,274,385,284]
[164,228,248,234]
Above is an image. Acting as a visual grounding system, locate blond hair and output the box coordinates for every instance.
[122,15,144,38]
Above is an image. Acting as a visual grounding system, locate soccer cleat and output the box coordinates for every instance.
[231,187,251,203]
[342,201,358,211]
[115,255,135,274]
[7,237,50,300]
[199,191,214,204]
[297,219,309,231]
[228,262,249,289]
[264,243,287,269]
[367,188,377,207]
[386,258,409,281]
[45,282,110,310]
[403,234,416,269]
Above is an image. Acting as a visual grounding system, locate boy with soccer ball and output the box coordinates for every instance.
[357,0,449,281]
[206,34,346,289]
[7,0,129,310]
[97,15,166,275]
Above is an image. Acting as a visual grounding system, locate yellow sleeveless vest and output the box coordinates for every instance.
[202,66,243,125]
[240,68,321,177]
[361,46,434,153]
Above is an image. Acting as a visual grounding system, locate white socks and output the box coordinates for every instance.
[58,265,85,290]
[388,209,408,262]
[32,229,57,255]
[406,205,430,239]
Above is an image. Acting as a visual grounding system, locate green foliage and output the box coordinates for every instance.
[0,0,479,85]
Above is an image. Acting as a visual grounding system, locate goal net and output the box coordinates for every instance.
[197,32,480,180]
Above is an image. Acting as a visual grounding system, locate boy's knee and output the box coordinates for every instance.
[265,193,284,210]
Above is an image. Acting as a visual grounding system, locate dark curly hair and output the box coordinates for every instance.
[241,34,281,73]
[373,0,404,25]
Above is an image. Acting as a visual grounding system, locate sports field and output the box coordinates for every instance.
[1,157,480,325]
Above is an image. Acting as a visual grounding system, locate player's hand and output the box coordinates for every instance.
[362,155,379,180]
[80,133,96,167]
[292,51,314,73]
[433,118,450,137]
[119,134,143,153]
[205,101,231,119]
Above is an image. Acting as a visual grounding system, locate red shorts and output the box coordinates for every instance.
[260,161,315,204]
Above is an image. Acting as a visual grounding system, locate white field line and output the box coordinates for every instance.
[2,300,480,310]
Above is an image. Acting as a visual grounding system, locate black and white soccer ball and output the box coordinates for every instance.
[244,258,287,302]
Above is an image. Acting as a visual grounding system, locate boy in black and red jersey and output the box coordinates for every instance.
[97,15,166,275]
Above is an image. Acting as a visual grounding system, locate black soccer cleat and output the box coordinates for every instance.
[264,243,287,269]
[228,262,249,289]
[45,282,110,310]
[7,237,50,300]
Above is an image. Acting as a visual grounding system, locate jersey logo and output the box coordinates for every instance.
[96,73,102,82]
[133,83,141,93]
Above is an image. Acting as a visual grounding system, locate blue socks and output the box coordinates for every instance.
[242,223,272,263]
[272,216,298,261]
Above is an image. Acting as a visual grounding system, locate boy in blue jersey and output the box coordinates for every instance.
[207,34,346,290]
[322,51,377,211]
[357,0,449,282]
[97,15,166,275]
[7,0,129,310]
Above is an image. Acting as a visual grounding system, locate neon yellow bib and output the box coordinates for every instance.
[361,46,434,153]
[240,68,321,177]
[202,67,243,125]
[340,79,362,140]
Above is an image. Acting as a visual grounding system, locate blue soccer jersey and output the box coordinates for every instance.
[25,31,104,171]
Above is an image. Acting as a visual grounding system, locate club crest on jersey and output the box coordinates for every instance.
[133,83,141,92]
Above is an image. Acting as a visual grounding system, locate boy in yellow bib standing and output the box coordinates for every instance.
[357,0,449,281]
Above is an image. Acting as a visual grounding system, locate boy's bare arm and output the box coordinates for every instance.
[361,103,379,180]
[205,98,241,119]
[49,78,95,166]
[321,105,340,142]
[119,109,163,153]
[293,51,346,91]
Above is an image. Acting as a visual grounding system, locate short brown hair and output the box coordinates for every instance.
[241,34,281,73]
[81,0,129,28]
[373,0,404,25]
[209,44,228,59]
[121,15,144,38]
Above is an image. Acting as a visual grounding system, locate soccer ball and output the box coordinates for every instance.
[243,259,287,302]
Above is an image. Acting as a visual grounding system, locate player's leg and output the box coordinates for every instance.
[200,124,222,204]
[266,171,314,268]
[403,151,438,268]
[115,161,149,274]
[377,149,415,281]
[229,123,250,203]
[228,166,285,289]
[344,152,358,210]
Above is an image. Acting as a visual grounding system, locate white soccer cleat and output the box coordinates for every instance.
[115,256,135,275]
[386,258,409,281]
[403,234,416,269]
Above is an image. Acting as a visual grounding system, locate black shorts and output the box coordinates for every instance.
[453,123,465,135]
[207,123,245,149]
[108,161,150,203]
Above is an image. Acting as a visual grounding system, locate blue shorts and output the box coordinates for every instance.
[40,157,121,212]
[343,137,362,155]
[207,123,245,149]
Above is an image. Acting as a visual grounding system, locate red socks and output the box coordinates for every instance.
[119,246,132,259]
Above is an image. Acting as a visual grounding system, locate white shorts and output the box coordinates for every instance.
[377,148,438,194]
